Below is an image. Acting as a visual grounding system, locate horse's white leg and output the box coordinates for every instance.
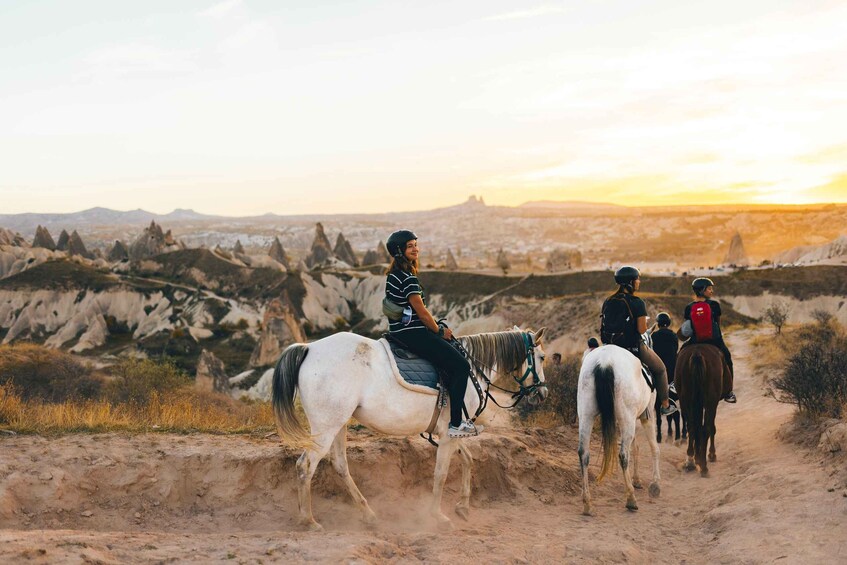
[330,427,377,527]
[640,413,662,498]
[577,411,594,516]
[431,436,459,530]
[631,430,642,490]
[619,419,638,511]
[296,433,335,531]
[454,445,473,521]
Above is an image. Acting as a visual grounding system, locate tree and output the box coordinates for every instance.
[496,248,510,275]
[762,301,790,334]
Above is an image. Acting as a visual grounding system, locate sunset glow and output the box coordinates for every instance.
[1,1,846,215]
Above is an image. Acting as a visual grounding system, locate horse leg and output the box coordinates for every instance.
[296,433,335,531]
[684,429,696,472]
[619,420,638,511]
[631,431,643,490]
[431,436,459,530]
[702,408,717,474]
[330,427,377,527]
[454,445,473,521]
[577,413,594,516]
[639,414,661,498]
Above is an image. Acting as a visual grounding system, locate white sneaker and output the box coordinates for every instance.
[448,421,483,438]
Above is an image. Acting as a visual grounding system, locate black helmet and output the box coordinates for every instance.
[614,265,641,285]
[656,312,671,327]
[386,229,418,258]
[587,337,599,349]
[692,277,715,296]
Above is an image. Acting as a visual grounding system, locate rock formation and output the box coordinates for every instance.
[249,295,307,367]
[545,248,583,272]
[67,230,93,259]
[304,223,334,269]
[55,230,70,251]
[32,226,56,250]
[233,240,245,255]
[496,248,510,274]
[0,228,27,247]
[362,241,391,265]
[333,233,359,267]
[268,237,291,270]
[128,221,180,260]
[195,349,229,393]
[107,240,129,262]
[445,248,458,270]
[723,232,749,266]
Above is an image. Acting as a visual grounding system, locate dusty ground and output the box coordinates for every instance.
[1,331,846,564]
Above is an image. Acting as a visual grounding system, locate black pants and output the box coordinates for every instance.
[392,328,470,427]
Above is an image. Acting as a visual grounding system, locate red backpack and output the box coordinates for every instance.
[690,302,714,340]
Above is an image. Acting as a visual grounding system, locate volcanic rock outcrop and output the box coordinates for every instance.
[445,248,458,270]
[333,233,359,267]
[304,223,335,269]
[32,226,56,250]
[233,240,245,255]
[67,231,94,259]
[0,228,27,247]
[723,232,749,266]
[56,230,70,251]
[108,241,129,262]
[268,237,291,270]
[249,295,306,367]
[129,221,179,260]
[362,241,391,266]
[545,248,583,272]
[195,349,230,393]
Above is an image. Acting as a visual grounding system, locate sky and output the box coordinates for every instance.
[1,0,846,216]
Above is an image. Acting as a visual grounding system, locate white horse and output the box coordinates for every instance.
[272,327,548,530]
[577,345,661,515]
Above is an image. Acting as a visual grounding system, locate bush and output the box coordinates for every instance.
[516,354,580,425]
[762,300,790,334]
[0,343,102,402]
[773,331,847,418]
[106,358,190,405]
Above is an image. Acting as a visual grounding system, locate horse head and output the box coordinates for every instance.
[521,326,549,406]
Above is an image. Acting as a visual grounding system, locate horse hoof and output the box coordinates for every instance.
[455,505,470,521]
[582,506,594,517]
[302,520,323,532]
[626,500,638,512]
[683,461,696,472]
[363,513,378,529]
[633,479,643,490]
[700,470,710,478]
[648,482,661,498]
[708,454,717,462]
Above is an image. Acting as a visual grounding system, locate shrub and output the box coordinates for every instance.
[105,358,190,405]
[516,354,580,426]
[762,300,790,334]
[773,332,847,418]
[0,343,102,402]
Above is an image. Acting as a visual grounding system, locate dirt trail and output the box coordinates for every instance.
[1,330,846,564]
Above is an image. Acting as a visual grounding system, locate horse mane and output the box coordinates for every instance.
[459,330,528,378]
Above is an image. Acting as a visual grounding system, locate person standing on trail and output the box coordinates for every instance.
[680,277,737,403]
[383,229,482,438]
[599,266,677,416]
[651,312,679,385]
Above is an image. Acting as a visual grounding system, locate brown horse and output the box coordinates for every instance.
[675,344,729,477]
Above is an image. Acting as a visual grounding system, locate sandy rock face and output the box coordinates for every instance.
[305,223,335,270]
[819,422,847,453]
[32,225,56,250]
[249,296,305,367]
[195,349,229,393]
[723,232,749,265]
[0,228,27,247]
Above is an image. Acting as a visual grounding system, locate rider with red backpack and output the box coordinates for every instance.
[681,277,737,403]
[600,266,677,416]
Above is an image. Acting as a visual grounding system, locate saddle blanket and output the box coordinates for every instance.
[378,338,440,395]
[642,365,654,391]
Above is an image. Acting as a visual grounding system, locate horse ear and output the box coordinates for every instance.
[512,325,521,331]
[534,327,546,344]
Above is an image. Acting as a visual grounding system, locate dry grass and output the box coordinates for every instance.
[0,383,275,435]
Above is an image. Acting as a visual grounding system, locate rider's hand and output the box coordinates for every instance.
[442,328,453,340]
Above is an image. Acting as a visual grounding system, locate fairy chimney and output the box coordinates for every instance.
[195,349,229,393]
[333,233,359,267]
[268,237,291,270]
[67,230,93,259]
[32,225,56,250]
[445,248,458,270]
[56,229,70,251]
[129,221,168,260]
[249,295,307,367]
[107,240,129,262]
[723,232,749,266]
[305,223,334,269]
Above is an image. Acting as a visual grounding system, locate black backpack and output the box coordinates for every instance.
[600,294,637,350]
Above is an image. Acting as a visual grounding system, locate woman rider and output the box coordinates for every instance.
[682,277,737,403]
[384,230,482,438]
[602,266,677,416]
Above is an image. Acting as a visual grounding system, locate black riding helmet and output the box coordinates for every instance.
[614,265,640,285]
[692,277,715,297]
[386,229,418,258]
[656,312,671,327]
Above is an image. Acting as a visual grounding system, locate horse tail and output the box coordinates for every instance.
[272,344,311,445]
[594,363,617,483]
[689,352,706,440]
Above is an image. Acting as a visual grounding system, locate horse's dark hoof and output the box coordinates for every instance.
[683,461,696,472]
[626,500,638,511]
[700,470,710,478]
[708,454,716,462]
[648,483,660,498]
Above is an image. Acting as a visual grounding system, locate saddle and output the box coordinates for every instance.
[641,365,655,391]
[379,335,442,394]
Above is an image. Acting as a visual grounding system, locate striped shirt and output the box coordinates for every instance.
[385,269,426,333]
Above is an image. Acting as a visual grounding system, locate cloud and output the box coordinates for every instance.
[199,0,243,19]
[483,4,570,22]
[79,43,200,80]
